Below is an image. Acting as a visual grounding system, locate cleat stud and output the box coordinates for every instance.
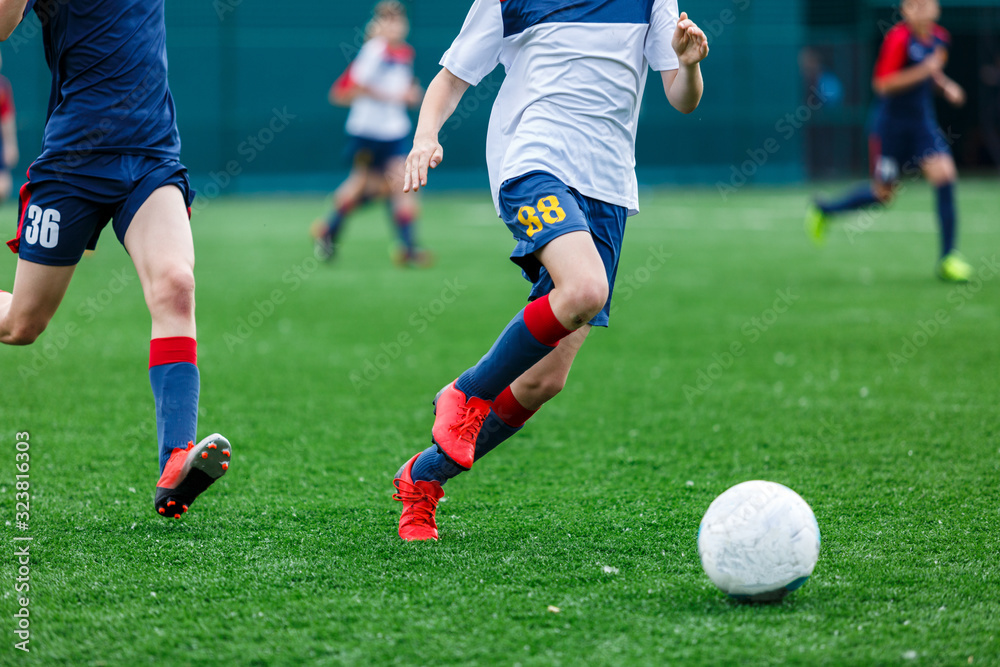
[208,443,217,449]
[221,462,229,471]
[201,452,209,459]
[167,500,175,507]
[174,514,181,519]
[223,450,231,457]
[182,505,188,512]
[158,507,165,514]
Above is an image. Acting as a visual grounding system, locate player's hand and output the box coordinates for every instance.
[404,82,424,107]
[403,135,443,192]
[924,47,947,75]
[941,79,965,107]
[672,12,709,67]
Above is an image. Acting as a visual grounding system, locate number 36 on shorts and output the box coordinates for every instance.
[517,195,565,238]
[23,205,61,249]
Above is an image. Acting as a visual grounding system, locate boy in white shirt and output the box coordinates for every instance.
[392,0,709,541]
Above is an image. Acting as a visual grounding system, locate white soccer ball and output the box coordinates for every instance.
[698,480,820,602]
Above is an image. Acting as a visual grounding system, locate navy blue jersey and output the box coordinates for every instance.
[873,22,950,123]
[29,0,180,160]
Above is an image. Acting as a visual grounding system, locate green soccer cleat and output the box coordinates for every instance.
[805,204,828,246]
[936,252,973,283]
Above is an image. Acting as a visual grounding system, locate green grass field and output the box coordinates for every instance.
[2,181,999,665]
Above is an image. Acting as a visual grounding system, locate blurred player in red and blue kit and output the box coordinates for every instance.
[0,48,18,204]
[806,0,972,282]
[0,0,231,519]
[314,1,431,267]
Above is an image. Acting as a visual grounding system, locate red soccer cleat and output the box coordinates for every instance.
[431,382,491,470]
[154,434,232,519]
[392,453,444,541]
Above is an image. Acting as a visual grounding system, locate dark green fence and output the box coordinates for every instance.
[1,0,995,195]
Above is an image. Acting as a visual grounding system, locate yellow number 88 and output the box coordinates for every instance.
[517,195,566,237]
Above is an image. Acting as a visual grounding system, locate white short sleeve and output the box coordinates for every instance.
[440,0,503,86]
[645,0,680,71]
[351,37,386,87]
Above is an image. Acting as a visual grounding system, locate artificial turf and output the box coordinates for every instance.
[1,181,998,665]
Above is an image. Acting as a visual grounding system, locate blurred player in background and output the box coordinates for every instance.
[391,0,709,541]
[806,0,972,282]
[313,1,431,267]
[0,0,231,519]
[0,49,18,203]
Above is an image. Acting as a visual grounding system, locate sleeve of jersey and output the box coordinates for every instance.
[644,0,680,72]
[933,25,951,48]
[440,0,503,86]
[350,40,384,87]
[0,87,13,122]
[874,27,909,81]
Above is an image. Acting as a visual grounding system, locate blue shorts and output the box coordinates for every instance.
[869,118,950,185]
[8,154,194,267]
[498,170,627,328]
[345,135,408,171]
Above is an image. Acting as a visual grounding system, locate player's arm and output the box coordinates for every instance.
[932,70,966,107]
[0,0,30,41]
[873,27,946,97]
[1,107,17,168]
[403,68,470,192]
[660,12,708,114]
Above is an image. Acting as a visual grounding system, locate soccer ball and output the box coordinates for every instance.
[697,480,820,602]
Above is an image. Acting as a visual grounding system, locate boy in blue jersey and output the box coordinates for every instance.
[806,0,972,282]
[0,0,231,519]
[390,0,709,541]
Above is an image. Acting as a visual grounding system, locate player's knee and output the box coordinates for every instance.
[929,168,956,187]
[149,266,195,318]
[562,278,608,325]
[4,318,49,345]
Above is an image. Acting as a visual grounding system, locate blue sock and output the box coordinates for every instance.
[149,361,200,473]
[455,311,556,402]
[818,184,880,215]
[410,411,522,484]
[474,411,521,462]
[410,444,464,484]
[325,208,347,241]
[936,183,956,257]
[392,209,416,253]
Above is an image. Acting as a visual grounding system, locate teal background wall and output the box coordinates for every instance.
[0,0,995,195]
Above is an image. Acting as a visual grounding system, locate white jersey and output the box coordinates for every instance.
[345,37,414,141]
[441,0,679,215]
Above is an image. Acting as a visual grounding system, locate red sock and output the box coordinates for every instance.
[493,386,537,428]
[523,294,572,347]
[149,336,197,368]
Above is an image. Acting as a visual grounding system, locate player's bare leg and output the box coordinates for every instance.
[314,167,372,262]
[921,152,970,281]
[535,231,609,330]
[806,175,896,245]
[509,325,590,411]
[384,156,432,267]
[431,230,606,469]
[0,260,75,345]
[126,186,196,340]
[126,185,230,518]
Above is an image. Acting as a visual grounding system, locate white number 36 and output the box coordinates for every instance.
[23,205,61,249]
